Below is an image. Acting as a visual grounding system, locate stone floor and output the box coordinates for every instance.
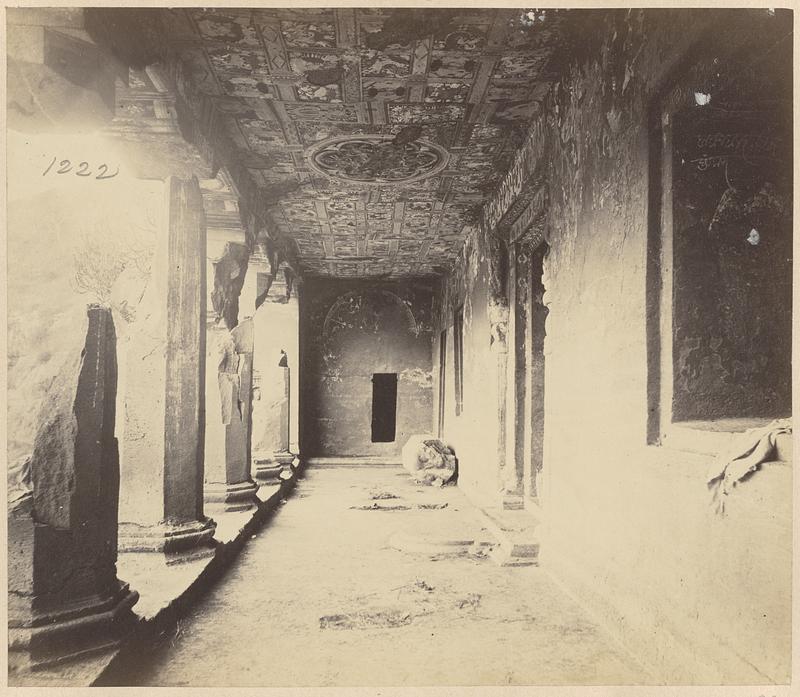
[107,465,648,687]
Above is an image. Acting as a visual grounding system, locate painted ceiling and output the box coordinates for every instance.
[162,8,566,277]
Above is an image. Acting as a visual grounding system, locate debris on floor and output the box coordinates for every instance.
[350,502,449,511]
[456,593,482,610]
[369,490,400,500]
[350,503,412,511]
[319,609,414,630]
[114,467,648,686]
[468,542,493,559]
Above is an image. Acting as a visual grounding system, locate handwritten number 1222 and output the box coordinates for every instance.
[42,157,119,180]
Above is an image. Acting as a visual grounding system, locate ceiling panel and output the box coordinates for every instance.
[171,8,565,276]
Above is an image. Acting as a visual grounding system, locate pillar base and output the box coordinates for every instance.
[204,479,259,513]
[118,518,217,561]
[501,491,525,511]
[253,450,294,484]
[8,580,139,673]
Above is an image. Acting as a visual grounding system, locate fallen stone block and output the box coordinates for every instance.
[401,434,457,486]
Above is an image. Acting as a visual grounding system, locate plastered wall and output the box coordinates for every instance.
[434,9,792,683]
[300,277,434,457]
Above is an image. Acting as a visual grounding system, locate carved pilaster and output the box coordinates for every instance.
[203,198,259,513]
[251,261,302,481]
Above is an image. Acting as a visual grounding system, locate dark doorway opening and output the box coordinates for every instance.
[371,373,398,443]
[437,330,447,436]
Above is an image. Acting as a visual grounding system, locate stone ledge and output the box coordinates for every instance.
[662,419,792,459]
[305,456,402,468]
[8,465,303,688]
[469,503,541,567]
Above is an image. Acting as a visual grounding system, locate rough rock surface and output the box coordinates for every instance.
[9,305,138,672]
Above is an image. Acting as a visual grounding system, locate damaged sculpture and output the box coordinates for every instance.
[401,435,458,486]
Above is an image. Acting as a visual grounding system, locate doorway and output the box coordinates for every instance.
[371,373,398,443]
[437,330,447,437]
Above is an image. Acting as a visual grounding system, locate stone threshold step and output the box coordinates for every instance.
[305,456,402,468]
[471,504,542,567]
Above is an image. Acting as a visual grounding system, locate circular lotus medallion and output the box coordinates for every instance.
[305,135,449,185]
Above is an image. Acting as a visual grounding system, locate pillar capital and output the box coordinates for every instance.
[198,167,239,196]
[103,66,214,180]
[202,169,250,327]
[201,172,248,261]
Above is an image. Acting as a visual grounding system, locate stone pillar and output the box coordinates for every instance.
[504,244,527,508]
[252,263,300,483]
[117,177,216,558]
[504,250,520,500]
[527,242,549,502]
[287,274,302,458]
[522,271,536,501]
[8,306,138,672]
[481,224,516,507]
[489,301,512,507]
[239,247,269,466]
[203,225,260,512]
[253,356,292,483]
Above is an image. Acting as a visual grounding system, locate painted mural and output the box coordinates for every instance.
[165,8,566,276]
